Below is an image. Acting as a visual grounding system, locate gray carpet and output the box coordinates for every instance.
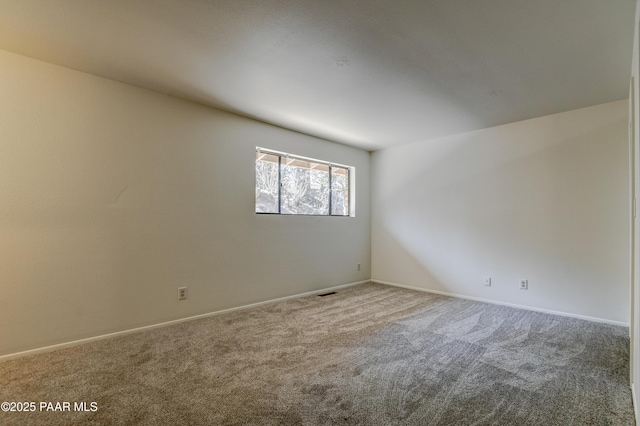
[0,283,634,425]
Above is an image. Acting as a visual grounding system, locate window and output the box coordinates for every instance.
[256,148,352,216]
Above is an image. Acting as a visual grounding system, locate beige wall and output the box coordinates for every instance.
[372,100,629,324]
[0,49,371,356]
[630,0,639,418]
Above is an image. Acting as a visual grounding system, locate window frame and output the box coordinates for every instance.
[255,147,352,217]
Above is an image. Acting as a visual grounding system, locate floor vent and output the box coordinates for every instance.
[318,291,337,297]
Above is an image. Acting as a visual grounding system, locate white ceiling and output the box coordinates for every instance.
[0,0,635,151]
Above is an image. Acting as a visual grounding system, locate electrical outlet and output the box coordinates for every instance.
[483,277,491,287]
[178,287,188,300]
[519,279,528,290]
[357,263,361,271]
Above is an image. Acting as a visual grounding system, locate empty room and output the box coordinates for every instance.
[1,0,639,425]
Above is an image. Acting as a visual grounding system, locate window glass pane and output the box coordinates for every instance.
[331,167,349,216]
[255,152,279,213]
[281,158,329,215]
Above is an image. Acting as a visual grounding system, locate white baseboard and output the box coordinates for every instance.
[633,382,639,426]
[372,279,629,327]
[0,280,370,362]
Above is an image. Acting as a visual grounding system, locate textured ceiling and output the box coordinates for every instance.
[0,0,635,151]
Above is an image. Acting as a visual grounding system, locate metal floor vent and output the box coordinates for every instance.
[317,291,337,297]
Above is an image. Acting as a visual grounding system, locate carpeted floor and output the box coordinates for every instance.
[0,283,634,425]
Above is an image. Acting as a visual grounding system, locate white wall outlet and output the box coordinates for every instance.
[483,277,491,287]
[519,279,528,290]
[178,287,188,300]
[357,263,361,271]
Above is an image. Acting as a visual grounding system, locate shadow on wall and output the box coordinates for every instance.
[373,108,628,321]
